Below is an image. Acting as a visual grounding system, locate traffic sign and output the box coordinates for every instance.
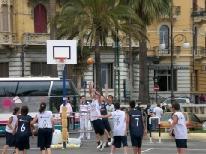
[153,84,159,91]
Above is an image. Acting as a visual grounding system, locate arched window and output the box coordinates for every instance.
[159,25,170,49]
[1,5,9,32]
[34,4,47,33]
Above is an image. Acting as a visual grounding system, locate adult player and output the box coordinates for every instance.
[2,107,20,154]
[31,102,54,154]
[100,103,128,154]
[128,101,146,154]
[88,82,107,151]
[15,106,34,154]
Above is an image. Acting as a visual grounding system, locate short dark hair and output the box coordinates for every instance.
[39,102,46,113]
[129,100,135,108]
[114,103,120,110]
[13,107,20,115]
[21,106,29,115]
[172,102,180,111]
[108,95,113,99]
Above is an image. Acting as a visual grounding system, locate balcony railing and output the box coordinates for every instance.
[23,33,50,45]
[194,46,206,58]
[153,46,181,56]
[191,7,206,23]
[0,32,16,45]
[0,0,13,5]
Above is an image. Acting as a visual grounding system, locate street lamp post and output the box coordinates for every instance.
[161,0,190,102]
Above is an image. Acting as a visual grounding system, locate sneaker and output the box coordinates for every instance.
[108,138,113,146]
[97,140,103,149]
[99,142,106,151]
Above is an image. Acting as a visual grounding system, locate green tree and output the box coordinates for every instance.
[128,0,169,104]
[56,0,143,94]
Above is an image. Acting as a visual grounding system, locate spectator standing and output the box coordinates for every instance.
[79,95,91,140]
[59,97,73,131]
[2,107,20,154]
[144,104,152,131]
[153,103,163,119]
[31,102,54,154]
[169,102,187,154]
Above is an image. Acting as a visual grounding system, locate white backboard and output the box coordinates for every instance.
[47,40,77,64]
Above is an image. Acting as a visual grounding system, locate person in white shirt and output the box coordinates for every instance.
[2,107,20,154]
[32,102,54,154]
[59,97,73,131]
[169,102,187,154]
[153,103,163,119]
[100,103,128,154]
[79,95,91,140]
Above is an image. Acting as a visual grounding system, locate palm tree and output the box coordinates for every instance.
[127,0,169,104]
[56,0,143,94]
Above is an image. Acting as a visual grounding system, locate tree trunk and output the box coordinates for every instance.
[94,31,102,94]
[139,32,149,104]
[49,0,57,76]
[77,75,82,94]
[49,0,56,39]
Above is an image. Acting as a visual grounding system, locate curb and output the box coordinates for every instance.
[151,132,206,141]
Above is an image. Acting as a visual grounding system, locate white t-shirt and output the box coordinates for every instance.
[111,110,126,136]
[59,102,73,115]
[173,112,187,139]
[37,111,53,129]
[6,115,18,133]
[153,106,163,118]
[106,103,115,114]
[89,99,101,121]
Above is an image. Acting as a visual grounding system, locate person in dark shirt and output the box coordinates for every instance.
[128,101,146,154]
[100,96,112,146]
[15,106,34,154]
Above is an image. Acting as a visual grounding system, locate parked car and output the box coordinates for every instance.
[162,97,192,106]
[160,112,204,130]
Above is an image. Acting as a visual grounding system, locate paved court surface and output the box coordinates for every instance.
[0,137,206,154]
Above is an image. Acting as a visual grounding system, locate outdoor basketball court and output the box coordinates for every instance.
[0,137,205,154]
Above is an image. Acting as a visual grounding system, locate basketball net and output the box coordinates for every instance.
[55,57,66,64]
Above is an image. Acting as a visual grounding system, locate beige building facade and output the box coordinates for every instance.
[147,0,206,103]
[0,0,206,102]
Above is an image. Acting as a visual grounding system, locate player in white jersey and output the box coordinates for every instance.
[99,103,128,154]
[88,82,107,151]
[79,95,91,140]
[2,107,20,154]
[169,102,187,154]
[31,102,54,154]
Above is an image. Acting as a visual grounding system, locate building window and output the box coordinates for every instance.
[2,5,9,31]
[0,62,9,77]
[31,62,57,77]
[159,25,170,49]
[155,69,177,91]
[101,63,113,89]
[34,4,47,33]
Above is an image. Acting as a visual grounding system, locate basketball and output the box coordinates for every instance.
[87,57,94,65]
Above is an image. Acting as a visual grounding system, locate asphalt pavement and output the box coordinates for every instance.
[0,136,206,154]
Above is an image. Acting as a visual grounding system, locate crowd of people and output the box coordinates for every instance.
[1,83,188,154]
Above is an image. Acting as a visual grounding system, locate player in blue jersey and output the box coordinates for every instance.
[128,101,146,154]
[15,106,34,154]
